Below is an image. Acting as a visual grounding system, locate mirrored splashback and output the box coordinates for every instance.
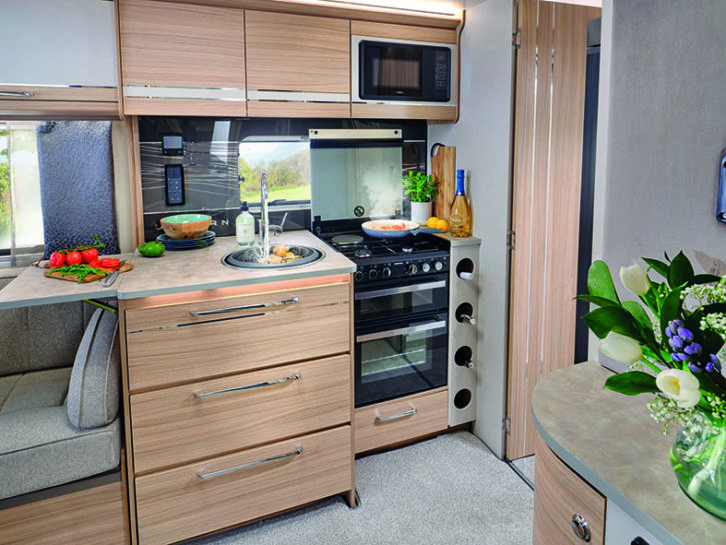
[137,117,426,241]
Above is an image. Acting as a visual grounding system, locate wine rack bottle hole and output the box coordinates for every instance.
[454,346,473,367]
[454,388,472,409]
[456,258,475,279]
[455,302,475,324]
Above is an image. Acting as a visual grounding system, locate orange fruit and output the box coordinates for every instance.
[435,219,449,232]
[426,216,439,228]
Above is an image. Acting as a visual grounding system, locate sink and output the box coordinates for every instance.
[221,245,324,269]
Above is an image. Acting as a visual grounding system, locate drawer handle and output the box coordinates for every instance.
[0,90,34,97]
[375,407,417,423]
[194,373,301,399]
[570,513,591,542]
[189,297,300,317]
[197,447,303,480]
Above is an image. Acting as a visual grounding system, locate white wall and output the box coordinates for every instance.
[593,0,726,281]
[429,0,514,458]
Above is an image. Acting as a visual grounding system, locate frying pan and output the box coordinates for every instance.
[361,219,441,239]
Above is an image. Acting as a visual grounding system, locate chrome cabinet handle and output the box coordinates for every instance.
[189,297,299,317]
[0,90,34,97]
[354,280,446,300]
[375,407,417,422]
[197,447,303,480]
[570,513,591,542]
[356,320,446,343]
[194,373,301,399]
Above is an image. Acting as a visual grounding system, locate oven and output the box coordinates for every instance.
[354,272,449,407]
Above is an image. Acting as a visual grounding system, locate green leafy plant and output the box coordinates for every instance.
[401,171,438,203]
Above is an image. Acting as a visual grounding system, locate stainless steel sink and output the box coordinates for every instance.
[221,245,324,269]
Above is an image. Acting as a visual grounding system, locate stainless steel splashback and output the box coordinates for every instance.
[309,129,403,222]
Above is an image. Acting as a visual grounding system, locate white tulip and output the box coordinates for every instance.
[656,369,701,408]
[619,264,650,296]
[599,332,643,364]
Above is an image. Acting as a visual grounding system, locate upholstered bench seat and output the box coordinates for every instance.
[0,367,73,415]
[0,408,120,499]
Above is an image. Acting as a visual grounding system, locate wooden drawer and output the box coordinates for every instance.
[354,388,448,454]
[135,426,352,545]
[131,355,351,473]
[533,432,606,545]
[125,282,349,391]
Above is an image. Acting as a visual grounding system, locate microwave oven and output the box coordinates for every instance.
[351,36,457,107]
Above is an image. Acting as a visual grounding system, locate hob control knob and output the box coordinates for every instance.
[354,271,365,282]
[368,269,379,280]
[381,267,392,278]
[408,264,418,275]
[434,261,444,271]
[421,262,431,273]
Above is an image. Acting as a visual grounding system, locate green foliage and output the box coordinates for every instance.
[238,149,310,201]
[0,162,10,243]
[586,260,621,303]
[604,371,659,396]
[401,171,438,203]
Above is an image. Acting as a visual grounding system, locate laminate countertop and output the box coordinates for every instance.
[532,362,726,545]
[0,231,355,309]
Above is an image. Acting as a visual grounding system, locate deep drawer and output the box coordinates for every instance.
[354,388,448,454]
[135,426,353,545]
[130,355,351,473]
[124,282,350,391]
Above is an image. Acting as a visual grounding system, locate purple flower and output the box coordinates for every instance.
[688,362,703,373]
[667,320,684,338]
[684,343,702,356]
[707,354,721,372]
[677,327,694,342]
[669,337,684,350]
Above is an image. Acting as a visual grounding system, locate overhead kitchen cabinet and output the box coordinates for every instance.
[118,0,246,116]
[0,0,119,119]
[245,11,350,117]
[350,21,459,122]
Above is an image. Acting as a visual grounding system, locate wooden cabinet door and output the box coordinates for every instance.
[118,0,246,116]
[533,433,606,545]
[245,11,350,117]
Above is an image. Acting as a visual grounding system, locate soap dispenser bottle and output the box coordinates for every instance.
[235,201,255,247]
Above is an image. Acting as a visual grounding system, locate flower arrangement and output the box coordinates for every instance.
[581,251,726,518]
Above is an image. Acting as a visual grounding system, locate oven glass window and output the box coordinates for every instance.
[355,278,448,323]
[360,328,431,384]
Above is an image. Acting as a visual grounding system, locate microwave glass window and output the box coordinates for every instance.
[365,46,423,98]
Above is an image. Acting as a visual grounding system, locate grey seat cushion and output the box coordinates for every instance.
[0,406,120,500]
[66,309,120,429]
[0,367,72,415]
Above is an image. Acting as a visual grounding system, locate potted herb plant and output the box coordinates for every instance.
[402,171,438,224]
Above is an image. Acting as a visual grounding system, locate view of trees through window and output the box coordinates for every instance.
[0,128,10,250]
[238,141,310,204]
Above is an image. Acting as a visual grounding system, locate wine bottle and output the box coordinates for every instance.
[450,169,472,237]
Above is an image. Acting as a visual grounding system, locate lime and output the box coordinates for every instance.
[138,241,166,257]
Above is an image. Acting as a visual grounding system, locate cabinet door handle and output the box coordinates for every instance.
[375,407,417,422]
[570,513,591,542]
[189,297,299,317]
[197,447,303,480]
[0,90,34,97]
[194,373,301,399]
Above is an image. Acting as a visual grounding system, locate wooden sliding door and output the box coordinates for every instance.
[507,0,600,460]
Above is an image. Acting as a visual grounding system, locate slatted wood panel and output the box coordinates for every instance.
[431,145,457,222]
[507,0,600,460]
[533,432,606,545]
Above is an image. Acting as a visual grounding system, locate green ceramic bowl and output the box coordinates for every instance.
[160,214,212,240]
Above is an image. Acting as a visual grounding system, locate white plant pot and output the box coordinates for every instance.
[410,201,432,225]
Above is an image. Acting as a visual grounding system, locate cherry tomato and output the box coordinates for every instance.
[99,258,120,270]
[88,259,102,269]
[81,248,99,264]
[49,252,65,268]
[66,251,83,265]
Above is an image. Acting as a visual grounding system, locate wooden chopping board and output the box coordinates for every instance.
[431,145,456,222]
[43,262,134,283]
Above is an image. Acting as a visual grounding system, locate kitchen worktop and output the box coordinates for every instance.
[533,362,726,545]
[0,230,355,309]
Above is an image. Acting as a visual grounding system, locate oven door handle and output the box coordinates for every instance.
[356,320,447,343]
[354,280,447,301]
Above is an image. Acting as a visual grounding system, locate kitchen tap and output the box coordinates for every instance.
[260,172,270,259]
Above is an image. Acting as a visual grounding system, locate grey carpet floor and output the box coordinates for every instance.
[190,431,534,545]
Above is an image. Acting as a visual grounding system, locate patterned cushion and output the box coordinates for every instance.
[66,309,120,429]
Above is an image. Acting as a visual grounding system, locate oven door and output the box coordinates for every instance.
[354,274,448,323]
[354,313,448,407]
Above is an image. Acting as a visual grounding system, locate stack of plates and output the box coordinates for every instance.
[157,230,216,251]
